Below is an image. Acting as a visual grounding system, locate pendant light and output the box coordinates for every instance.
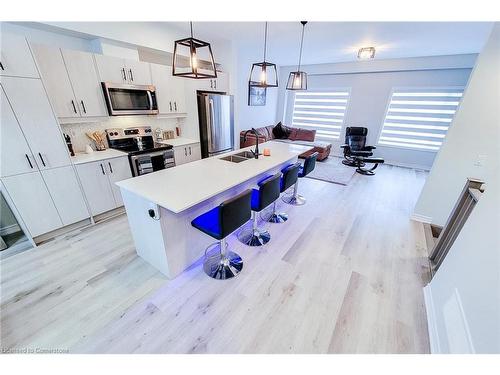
[172,22,217,79]
[286,21,308,90]
[249,22,278,88]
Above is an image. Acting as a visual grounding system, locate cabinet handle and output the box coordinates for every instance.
[121,68,127,81]
[189,146,192,155]
[71,100,77,114]
[129,69,134,82]
[0,61,4,71]
[214,80,217,89]
[174,102,177,111]
[25,154,33,169]
[169,101,172,111]
[80,100,87,114]
[100,163,105,175]
[38,153,46,167]
[184,148,187,157]
[108,162,113,173]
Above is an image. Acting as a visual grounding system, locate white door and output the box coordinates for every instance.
[62,49,108,117]
[41,166,90,225]
[171,76,187,113]
[173,146,188,166]
[105,157,132,207]
[1,77,71,170]
[31,44,79,118]
[94,54,126,83]
[150,63,172,114]
[187,143,201,162]
[1,172,62,237]
[0,32,39,78]
[76,161,116,216]
[125,59,151,85]
[0,87,39,177]
[216,72,229,92]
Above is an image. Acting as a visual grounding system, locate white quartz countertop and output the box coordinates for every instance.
[117,141,312,213]
[157,137,199,147]
[71,149,128,165]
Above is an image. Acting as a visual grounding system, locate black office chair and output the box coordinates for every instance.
[341,127,384,175]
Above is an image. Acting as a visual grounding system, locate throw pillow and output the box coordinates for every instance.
[272,122,291,139]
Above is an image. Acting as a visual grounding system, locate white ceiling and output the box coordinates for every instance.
[170,22,494,65]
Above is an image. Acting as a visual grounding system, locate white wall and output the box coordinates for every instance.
[233,45,280,140]
[277,55,476,170]
[420,24,500,353]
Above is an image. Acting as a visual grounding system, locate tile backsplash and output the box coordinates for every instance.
[61,116,184,153]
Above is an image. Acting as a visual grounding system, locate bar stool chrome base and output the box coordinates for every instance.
[238,227,271,246]
[203,240,243,280]
[282,193,306,206]
[261,203,288,223]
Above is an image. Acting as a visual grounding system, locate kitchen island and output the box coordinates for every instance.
[116,141,312,278]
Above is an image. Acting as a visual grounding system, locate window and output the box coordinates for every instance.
[291,90,350,140]
[378,88,464,151]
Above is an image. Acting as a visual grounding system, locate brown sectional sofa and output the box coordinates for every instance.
[239,124,332,161]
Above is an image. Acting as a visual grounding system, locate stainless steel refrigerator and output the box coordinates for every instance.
[197,93,234,158]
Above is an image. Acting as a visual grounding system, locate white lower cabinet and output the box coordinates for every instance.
[76,156,132,216]
[41,166,90,225]
[173,143,201,166]
[2,172,63,237]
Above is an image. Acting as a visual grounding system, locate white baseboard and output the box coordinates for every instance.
[423,284,441,354]
[411,213,433,224]
[0,223,21,236]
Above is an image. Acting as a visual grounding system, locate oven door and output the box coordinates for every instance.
[130,150,175,176]
[102,82,158,116]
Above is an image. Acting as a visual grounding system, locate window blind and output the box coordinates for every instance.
[292,90,350,140]
[378,88,464,151]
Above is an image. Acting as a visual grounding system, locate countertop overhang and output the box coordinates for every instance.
[116,141,312,213]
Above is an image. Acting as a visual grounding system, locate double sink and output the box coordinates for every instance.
[219,151,256,163]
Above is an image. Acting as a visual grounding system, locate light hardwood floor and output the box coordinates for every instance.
[0,164,430,353]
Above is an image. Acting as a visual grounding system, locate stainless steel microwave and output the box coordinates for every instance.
[101,82,159,116]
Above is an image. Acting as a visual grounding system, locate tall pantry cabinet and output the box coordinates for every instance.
[0,32,90,240]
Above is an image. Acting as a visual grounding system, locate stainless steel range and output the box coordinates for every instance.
[105,126,175,176]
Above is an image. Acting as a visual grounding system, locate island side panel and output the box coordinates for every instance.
[120,188,171,277]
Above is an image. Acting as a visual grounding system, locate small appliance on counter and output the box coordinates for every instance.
[155,128,163,142]
[63,133,75,156]
[163,130,176,140]
[105,126,175,176]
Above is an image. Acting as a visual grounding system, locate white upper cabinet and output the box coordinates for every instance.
[1,172,63,237]
[31,44,80,118]
[1,77,70,170]
[61,49,107,117]
[0,87,39,177]
[0,32,39,78]
[150,63,187,114]
[124,59,152,85]
[95,54,151,85]
[94,54,128,83]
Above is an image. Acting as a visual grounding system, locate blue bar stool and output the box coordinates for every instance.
[283,152,319,206]
[191,189,252,280]
[237,172,281,246]
[263,162,301,223]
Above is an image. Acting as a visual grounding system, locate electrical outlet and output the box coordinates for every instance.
[148,203,160,220]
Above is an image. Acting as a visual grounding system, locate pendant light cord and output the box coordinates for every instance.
[190,21,194,38]
[263,22,268,62]
[297,21,307,71]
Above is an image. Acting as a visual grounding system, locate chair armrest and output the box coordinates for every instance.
[364,146,376,151]
[340,144,349,149]
[350,150,373,157]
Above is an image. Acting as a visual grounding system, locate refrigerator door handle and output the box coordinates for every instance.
[207,98,216,151]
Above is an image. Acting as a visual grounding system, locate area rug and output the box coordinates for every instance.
[305,156,356,186]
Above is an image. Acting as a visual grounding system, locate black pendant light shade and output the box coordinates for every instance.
[172,22,217,79]
[286,21,308,91]
[249,22,278,88]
